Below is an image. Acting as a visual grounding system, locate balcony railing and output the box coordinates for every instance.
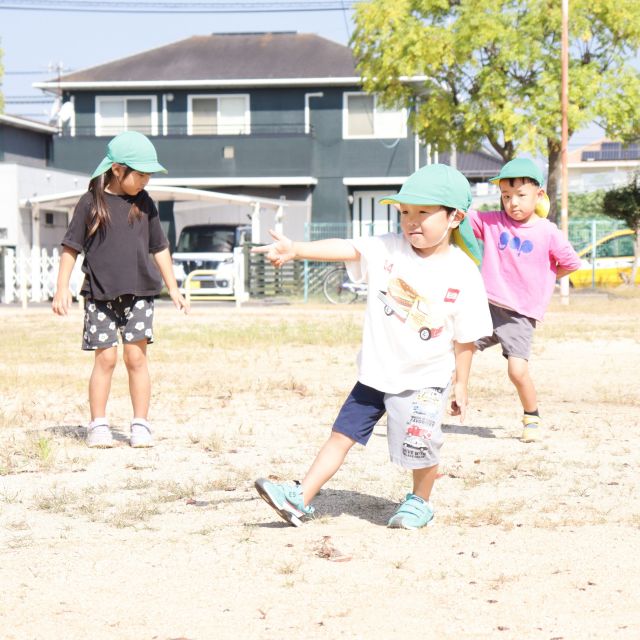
[59,123,312,137]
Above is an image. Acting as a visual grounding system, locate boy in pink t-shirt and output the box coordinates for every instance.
[467,158,580,442]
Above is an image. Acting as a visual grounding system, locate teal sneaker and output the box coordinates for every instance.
[387,494,434,530]
[254,478,315,527]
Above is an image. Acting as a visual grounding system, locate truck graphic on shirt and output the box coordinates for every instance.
[377,277,444,341]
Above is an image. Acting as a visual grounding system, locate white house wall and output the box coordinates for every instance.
[0,164,86,251]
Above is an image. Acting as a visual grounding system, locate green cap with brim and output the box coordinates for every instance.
[379,163,483,266]
[380,163,472,212]
[489,157,544,186]
[90,130,167,179]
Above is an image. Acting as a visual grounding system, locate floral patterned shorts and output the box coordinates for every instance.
[82,295,155,351]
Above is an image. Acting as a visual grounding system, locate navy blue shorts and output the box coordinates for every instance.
[332,382,386,446]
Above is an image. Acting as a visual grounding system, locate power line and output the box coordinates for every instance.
[0,0,361,13]
[5,70,51,75]
[5,97,55,104]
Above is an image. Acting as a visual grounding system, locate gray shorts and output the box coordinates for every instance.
[333,382,449,470]
[474,303,536,360]
[82,295,155,351]
[386,386,449,469]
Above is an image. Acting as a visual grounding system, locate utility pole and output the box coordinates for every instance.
[560,0,570,305]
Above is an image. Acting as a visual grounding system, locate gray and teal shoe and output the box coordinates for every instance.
[387,493,434,530]
[254,478,314,527]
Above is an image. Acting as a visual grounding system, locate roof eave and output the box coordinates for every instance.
[0,113,57,134]
[34,76,427,90]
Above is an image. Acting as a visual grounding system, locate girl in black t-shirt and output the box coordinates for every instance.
[52,131,189,449]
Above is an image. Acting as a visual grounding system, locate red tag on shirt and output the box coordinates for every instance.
[444,288,459,303]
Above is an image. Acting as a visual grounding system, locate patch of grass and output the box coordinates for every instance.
[4,519,30,531]
[0,484,21,503]
[33,486,78,513]
[190,526,216,536]
[156,479,197,502]
[109,500,161,528]
[202,432,229,454]
[122,477,154,491]
[7,535,34,549]
[277,562,297,575]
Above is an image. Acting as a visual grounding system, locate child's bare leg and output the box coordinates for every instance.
[507,356,537,412]
[412,465,439,502]
[123,340,150,419]
[300,431,356,506]
[89,346,117,420]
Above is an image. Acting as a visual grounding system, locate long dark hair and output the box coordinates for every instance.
[87,165,144,236]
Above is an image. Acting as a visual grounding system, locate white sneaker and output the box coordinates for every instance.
[86,420,113,448]
[130,419,153,448]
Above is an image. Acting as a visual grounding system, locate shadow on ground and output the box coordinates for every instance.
[43,424,129,443]
[254,488,397,528]
[442,422,497,438]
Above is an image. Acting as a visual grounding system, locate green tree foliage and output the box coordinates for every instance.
[603,175,640,284]
[567,190,606,219]
[352,0,640,221]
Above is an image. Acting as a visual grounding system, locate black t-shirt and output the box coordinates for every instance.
[62,190,169,300]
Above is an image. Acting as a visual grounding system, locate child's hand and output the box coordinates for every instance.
[251,229,296,267]
[52,288,74,316]
[169,287,190,314]
[449,382,468,423]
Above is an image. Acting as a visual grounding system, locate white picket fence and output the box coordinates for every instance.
[2,248,83,305]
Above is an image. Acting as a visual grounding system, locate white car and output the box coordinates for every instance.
[171,224,251,296]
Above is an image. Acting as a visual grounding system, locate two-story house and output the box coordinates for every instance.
[35,31,502,245]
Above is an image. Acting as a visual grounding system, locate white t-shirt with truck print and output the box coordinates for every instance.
[347,233,493,394]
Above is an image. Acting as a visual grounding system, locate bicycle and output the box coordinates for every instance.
[322,266,367,304]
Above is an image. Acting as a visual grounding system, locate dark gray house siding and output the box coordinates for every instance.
[0,123,51,167]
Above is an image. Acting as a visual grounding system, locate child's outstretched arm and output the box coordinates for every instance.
[450,341,475,423]
[153,248,190,314]
[52,246,79,316]
[252,229,359,267]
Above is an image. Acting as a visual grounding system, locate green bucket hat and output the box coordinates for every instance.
[489,157,544,186]
[380,164,483,266]
[91,131,167,179]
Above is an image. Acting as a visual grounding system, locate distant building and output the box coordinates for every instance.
[568,139,640,193]
[0,113,85,254]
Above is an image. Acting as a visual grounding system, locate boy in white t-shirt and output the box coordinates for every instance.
[254,164,493,530]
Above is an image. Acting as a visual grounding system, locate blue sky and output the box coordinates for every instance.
[0,3,355,118]
[0,2,604,148]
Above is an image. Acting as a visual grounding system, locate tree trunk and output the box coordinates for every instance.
[546,139,562,224]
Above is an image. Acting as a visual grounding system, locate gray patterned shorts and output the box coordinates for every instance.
[82,295,155,351]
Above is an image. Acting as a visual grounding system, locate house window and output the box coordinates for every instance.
[188,95,250,135]
[95,96,158,136]
[45,213,54,226]
[343,93,407,139]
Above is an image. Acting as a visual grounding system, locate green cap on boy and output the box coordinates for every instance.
[489,157,545,186]
[379,164,482,266]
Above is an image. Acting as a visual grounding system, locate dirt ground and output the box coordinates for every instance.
[0,293,639,640]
